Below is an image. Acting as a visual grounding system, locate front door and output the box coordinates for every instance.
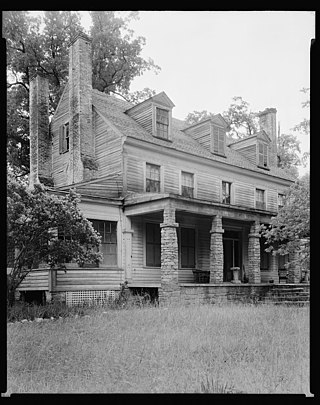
[223,230,241,282]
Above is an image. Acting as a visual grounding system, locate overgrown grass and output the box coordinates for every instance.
[6,303,310,394]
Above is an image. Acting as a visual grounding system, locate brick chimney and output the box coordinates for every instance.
[67,32,94,184]
[257,108,277,167]
[29,73,51,189]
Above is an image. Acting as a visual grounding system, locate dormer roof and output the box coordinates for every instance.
[125,91,175,115]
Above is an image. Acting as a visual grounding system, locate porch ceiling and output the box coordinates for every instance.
[123,193,273,223]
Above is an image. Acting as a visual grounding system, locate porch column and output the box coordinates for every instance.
[287,251,301,283]
[209,215,224,283]
[248,221,261,283]
[269,253,279,284]
[159,202,179,304]
[122,216,134,283]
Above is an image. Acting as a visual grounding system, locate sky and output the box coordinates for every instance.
[33,10,315,175]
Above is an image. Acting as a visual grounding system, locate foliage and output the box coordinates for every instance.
[184,110,216,126]
[3,11,160,174]
[261,174,310,269]
[277,133,301,178]
[7,174,102,304]
[293,88,310,136]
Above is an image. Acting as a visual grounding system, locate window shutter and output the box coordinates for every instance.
[59,126,63,153]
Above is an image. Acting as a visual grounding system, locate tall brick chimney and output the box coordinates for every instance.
[67,32,94,184]
[29,73,51,189]
[257,108,277,167]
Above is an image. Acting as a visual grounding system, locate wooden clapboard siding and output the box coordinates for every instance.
[164,164,180,194]
[132,267,161,284]
[178,268,194,283]
[267,189,278,212]
[126,103,153,134]
[184,120,211,150]
[234,144,257,165]
[54,268,124,291]
[196,171,220,202]
[126,156,145,192]
[17,269,49,291]
[234,183,255,208]
[131,217,144,269]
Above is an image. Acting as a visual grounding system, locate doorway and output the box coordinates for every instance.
[223,230,241,282]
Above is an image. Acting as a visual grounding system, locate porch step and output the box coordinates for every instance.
[273,300,309,306]
[262,284,310,305]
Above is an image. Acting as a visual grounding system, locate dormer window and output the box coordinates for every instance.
[258,142,268,168]
[212,126,225,156]
[156,108,169,139]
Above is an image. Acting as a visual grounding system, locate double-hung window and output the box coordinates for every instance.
[278,193,285,209]
[156,108,169,139]
[59,122,69,154]
[258,142,268,167]
[146,163,161,192]
[90,220,117,266]
[146,223,161,267]
[222,181,232,204]
[181,171,194,198]
[180,227,195,268]
[256,188,266,210]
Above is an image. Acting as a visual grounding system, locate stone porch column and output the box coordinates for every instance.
[122,216,134,283]
[159,202,179,305]
[269,253,279,284]
[248,221,261,283]
[287,251,301,283]
[209,215,224,283]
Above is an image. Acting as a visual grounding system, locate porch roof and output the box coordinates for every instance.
[123,192,275,223]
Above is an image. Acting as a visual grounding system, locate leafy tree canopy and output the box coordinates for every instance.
[261,173,310,270]
[7,173,102,303]
[3,11,160,175]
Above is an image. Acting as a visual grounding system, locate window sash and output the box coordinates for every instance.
[258,143,268,167]
[181,172,194,197]
[90,220,117,266]
[256,189,265,209]
[278,193,285,208]
[222,181,231,204]
[180,227,195,268]
[146,223,161,267]
[146,164,161,192]
[59,123,70,154]
[156,108,169,138]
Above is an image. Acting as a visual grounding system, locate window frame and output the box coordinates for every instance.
[222,181,232,204]
[179,227,196,269]
[278,193,285,210]
[145,222,161,268]
[59,122,70,154]
[89,219,118,267]
[255,188,266,210]
[145,163,161,193]
[258,141,269,168]
[152,104,172,141]
[181,171,194,198]
[211,125,226,156]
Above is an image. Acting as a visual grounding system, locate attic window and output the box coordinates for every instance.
[59,122,69,154]
[212,126,225,156]
[156,108,169,139]
[258,142,268,168]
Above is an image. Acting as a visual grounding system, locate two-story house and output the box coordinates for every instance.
[19,32,301,306]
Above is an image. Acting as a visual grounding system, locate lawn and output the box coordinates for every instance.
[6,303,310,394]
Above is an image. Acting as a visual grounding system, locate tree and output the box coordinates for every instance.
[293,87,310,169]
[7,174,102,305]
[261,173,310,271]
[185,110,216,126]
[3,11,160,175]
[277,133,301,178]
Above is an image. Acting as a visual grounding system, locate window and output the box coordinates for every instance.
[212,126,225,155]
[156,108,169,139]
[258,142,268,167]
[59,122,69,154]
[180,227,195,268]
[278,193,285,209]
[256,188,266,210]
[181,171,194,198]
[90,220,117,266]
[222,181,231,204]
[260,237,269,270]
[146,223,161,267]
[146,163,161,192]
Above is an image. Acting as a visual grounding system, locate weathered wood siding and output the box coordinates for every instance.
[54,268,124,291]
[234,144,257,165]
[126,155,145,192]
[126,103,153,134]
[184,120,211,150]
[17,269,49,291]
[51,86,70,187]
[196,172,220,202]
[164,163,180,194]
[93,109,123,197]
[234,182,255,208]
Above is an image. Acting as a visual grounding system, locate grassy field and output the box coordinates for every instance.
[6,303,310,394]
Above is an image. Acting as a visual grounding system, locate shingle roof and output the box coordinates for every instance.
[92,90,295,182]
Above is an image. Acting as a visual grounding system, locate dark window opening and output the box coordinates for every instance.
[180,227,195,268]
[222,181,231,204]
[59,122,69,154]
[181,171,194,198]
[146,223,161,267]
[90,220,117,266]
[146,163,161,193]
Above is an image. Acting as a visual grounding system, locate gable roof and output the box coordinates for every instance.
[229,130,271,146]
[91,90,294,182]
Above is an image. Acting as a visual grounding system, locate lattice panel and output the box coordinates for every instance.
[66,290,118,306]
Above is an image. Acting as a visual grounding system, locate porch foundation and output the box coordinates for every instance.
[209,215,224,283]
[248,221,261,283]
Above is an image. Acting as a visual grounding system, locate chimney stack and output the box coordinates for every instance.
[67,32,94,184]
[257,108,277,167]
[29,73,51,189]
